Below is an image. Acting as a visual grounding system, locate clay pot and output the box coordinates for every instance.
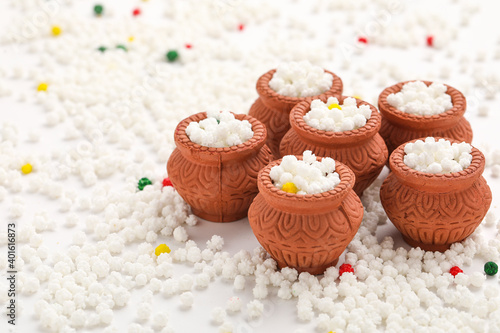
[167,112,273,222]
[248,157,364,275]
[378,80,473,155]
[249,69,343,159]
[380,138,492,252]
[280,96,388,197]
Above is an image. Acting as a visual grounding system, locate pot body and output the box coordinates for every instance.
[248,158,363,275]
[167,112,273,222]
[378,81,473,155]
[249,69,343,159]
[280,97,388,197]
[380,138,491,252]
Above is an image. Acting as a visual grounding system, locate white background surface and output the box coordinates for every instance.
[1,0,500,332]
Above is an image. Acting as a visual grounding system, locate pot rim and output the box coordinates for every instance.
[256,69,343,112]
[257,156,356,213]
[289,96,381,146]
[173,112,267,164]
[378,80,466,129]
[389,137,485,191]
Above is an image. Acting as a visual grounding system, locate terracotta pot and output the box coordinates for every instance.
[248,157,364,275]
[380,138,492,252]
[378,80,473,155]
[280,96,388,197]
[167,112,273,222]
[249,69,343,159]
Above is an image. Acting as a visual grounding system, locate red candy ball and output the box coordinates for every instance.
[358,37,368,44]
[450,266,463,277]
[426,35,434,47]
[133,8,141,16]
[339,263,354,276]
[238,24,245,31]
[162,177,173,187]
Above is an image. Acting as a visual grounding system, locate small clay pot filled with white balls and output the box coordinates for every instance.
[167,110,272,222]
[380,137,491,252]
[378,80,472,155]
[249,60,343,159]
[248,151,364,274]
[280,96,388,196]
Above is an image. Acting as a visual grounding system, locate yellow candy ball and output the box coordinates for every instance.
[328,103,341,110]
[37,83,48,91]
[128,36,135,42]
[155,244,171,256]
[51,26,62,36]
[21,163,33,174]
[282,182,298,193]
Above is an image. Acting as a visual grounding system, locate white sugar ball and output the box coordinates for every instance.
[137,302,152,321]
[211,307,226,324]
[173,226,188,242]
[234,275,245,290]
[226,297,242,313]
[247,300,264,319]
[179,292,194,308]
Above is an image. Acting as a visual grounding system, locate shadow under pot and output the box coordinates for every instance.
[249,69,343,159]
[280,96,388,197]
[380,138,491,252]
[248,157,364,275]
[378,80,473,155]
[167,112,273,222]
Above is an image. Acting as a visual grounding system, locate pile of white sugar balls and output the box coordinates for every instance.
[404,137,473,174]
[269,150,340,194]
[387,80,453,116]
[304,97,372,132]
[185,110,254,148]
[269,60,333,98]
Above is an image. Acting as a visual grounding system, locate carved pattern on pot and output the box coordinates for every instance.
[280,97,388,196]
[380,138,491,252]
[249,69,343,159]
[248,158,363,275]
[378,81,473,155]
[167,112,273,222]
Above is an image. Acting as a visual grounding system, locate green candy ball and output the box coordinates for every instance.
[116,45,127,52]
[138,178,152,191]
[484,261,498,276]
[166,50,179,62]
[94,4,104,15]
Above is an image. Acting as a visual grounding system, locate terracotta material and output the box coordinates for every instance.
[378,81,473,155]
[249,69,343,159]
[248,157,364,275]
[380,138,492,252]
[167,112,273,222]
[280,96,388,197]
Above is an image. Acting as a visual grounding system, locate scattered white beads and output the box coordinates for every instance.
[185,110,254,148]
[404,137,473,174]
[304,97,372,132]
[387,81,453,116]
[270,151,340,194]
[269,61,333,98]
